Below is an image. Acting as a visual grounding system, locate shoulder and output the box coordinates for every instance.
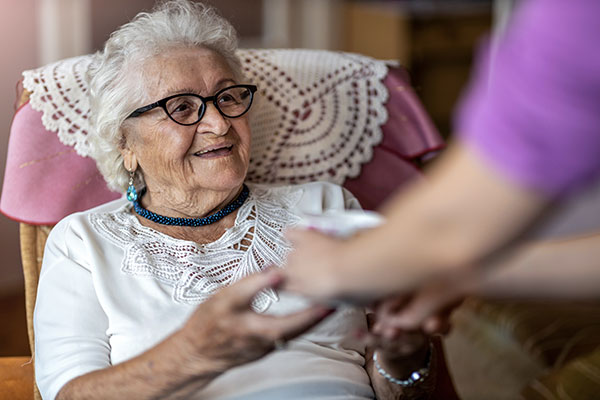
[248,181,361,214]
[47,197,129,247]
[39,197,128,283]
[456,2,600,197]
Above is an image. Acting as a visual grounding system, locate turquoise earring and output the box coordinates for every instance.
[126,170,138,202]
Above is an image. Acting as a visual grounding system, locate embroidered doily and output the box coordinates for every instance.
[22,49,389,186]
[89,184,303,312]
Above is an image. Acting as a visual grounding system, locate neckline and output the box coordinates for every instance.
[117,190,255,250]
[132,185,250,227]
[102,183,301,250]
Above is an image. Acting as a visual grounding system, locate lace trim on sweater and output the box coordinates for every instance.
[89,185,303,312]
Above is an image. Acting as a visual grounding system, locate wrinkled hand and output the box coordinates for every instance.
[366,298,461,400]
[363,310,431,386]
[180,269,333,373]
[362,291,456,377]
[365,310,428,357]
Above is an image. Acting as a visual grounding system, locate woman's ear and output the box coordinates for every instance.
[122,149,138,172]
[120,127,138,172]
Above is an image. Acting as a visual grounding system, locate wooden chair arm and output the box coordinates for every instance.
[0,356,34,400]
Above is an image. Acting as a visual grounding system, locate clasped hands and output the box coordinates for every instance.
[281,228,469,360]
[177,270,452,381]
[177,226,465,378]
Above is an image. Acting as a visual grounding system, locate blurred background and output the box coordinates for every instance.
[1,0,504,356]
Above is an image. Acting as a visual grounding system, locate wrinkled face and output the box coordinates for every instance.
[121,47,251,198]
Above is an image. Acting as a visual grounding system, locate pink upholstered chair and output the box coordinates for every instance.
[0,49,443,400]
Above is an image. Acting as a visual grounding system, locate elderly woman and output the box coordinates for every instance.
[34,1,450,399]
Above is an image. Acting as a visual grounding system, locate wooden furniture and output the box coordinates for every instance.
[0,357,34,400]
[343,1,492,137]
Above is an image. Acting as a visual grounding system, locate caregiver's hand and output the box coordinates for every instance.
[372,282,466,338]
[282,228,377,304]
[179,269,334,373]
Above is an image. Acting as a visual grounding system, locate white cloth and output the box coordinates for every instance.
[34,182,375,400]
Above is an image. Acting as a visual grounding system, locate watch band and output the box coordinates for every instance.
[373,342,433,387]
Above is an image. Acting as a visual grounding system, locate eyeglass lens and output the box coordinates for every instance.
[165,86,253,125]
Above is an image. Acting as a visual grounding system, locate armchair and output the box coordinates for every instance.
[0,48,442,400]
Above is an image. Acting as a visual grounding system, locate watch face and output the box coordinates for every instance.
[409,368,430,385]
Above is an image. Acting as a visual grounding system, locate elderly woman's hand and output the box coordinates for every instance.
[178,269,333,374]
[55,270,333,400]
[364,308,438,400]
[365,309,430,374]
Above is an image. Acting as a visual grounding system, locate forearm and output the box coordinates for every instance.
[338,144,548,299]
[56,329,223,400]
[475,232,600,300]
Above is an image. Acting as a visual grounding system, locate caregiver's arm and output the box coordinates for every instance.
[284,2,600,304]
[475,232,600,300]
[284,143,548,302]
[372,232,600,334]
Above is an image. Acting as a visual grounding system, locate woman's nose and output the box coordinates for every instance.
[197,102,230,136]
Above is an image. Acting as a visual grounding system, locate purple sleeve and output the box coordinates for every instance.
[456,0,600,198]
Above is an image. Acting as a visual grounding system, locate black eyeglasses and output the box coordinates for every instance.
[127,84,258,126]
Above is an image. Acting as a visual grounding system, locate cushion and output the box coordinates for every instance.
[471,300,600,369]
[521,347,600,400]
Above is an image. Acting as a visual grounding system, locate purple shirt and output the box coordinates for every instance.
[457,0,600,198]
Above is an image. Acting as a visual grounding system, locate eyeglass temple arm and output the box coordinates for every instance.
[128,101,161,118]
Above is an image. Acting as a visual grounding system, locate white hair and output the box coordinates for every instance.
[87,0,241,192]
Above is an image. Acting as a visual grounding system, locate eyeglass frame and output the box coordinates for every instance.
[126,84,258,126]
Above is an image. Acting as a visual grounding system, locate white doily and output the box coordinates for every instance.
[89,184,303,312]
[22,49,389,186]
[22,55,93,157]
[243,49,389,185]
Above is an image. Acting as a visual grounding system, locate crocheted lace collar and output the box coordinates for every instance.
[89,184,303,312]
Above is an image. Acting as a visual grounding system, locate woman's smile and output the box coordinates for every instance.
[193,144,234,159]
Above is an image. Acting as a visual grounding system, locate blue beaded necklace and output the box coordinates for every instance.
[132,184,250,227]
